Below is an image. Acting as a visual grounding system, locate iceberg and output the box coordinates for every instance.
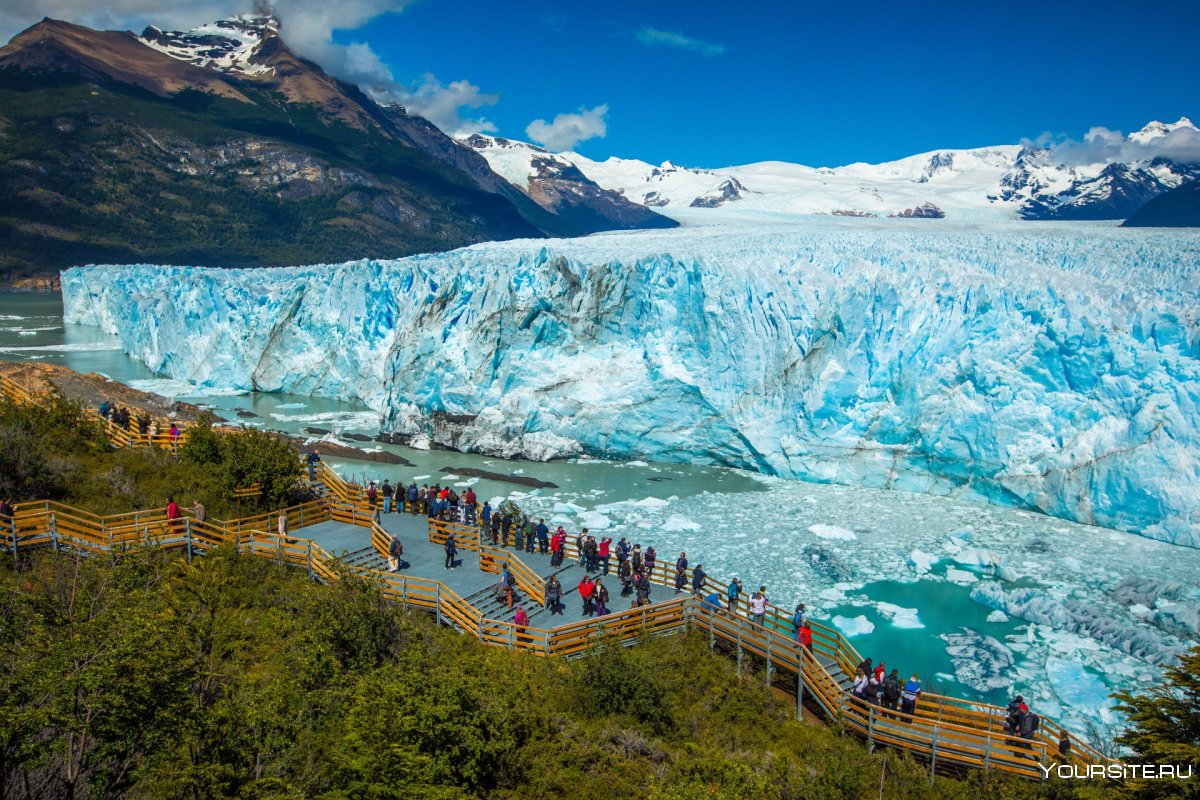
[833,614,876,637]
[61,221,1200,546]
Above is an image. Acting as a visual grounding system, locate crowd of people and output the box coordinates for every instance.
[98,401,180,447]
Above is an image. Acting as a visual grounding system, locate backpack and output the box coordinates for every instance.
[1027,713,1040,733]
[883,676,901,701]
[727,583,739,599]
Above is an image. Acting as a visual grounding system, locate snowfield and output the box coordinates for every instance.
[62,218,1200,547]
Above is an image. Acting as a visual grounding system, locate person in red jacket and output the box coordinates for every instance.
[165,496,181,534]
[513,605,530,645]
[797,620,813,654]
[598,536,612,575]
[578,575,595,616]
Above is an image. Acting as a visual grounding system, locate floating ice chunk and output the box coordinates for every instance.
[833,614,875,637]
[274,402,306,409]
[950,528,975,544]
[945,568,980,584]
[553,501,586,514]
[1045,657,1116,723]
[942,628,1015,692]
[908,549,937,574]
[955,548,1002,568]
[818,588,845,603]
[987,610,1010,623]
[877,602,924,629]
[808,524,857,541]
[576,511,612,530]
[629,496,669,508]
[1129,604,1151,618]
[412,475,431,480]
[662,514,701,532]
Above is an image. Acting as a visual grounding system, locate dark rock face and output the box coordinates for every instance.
[1122,178,1200,228]
[689,178,749,208]
[891,202,945,218]
[439,466,558,489]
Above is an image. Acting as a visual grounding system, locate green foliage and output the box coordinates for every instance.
[180,416,304,507]
[1,548,1099,800]
[1113,645,1200,799]
[0,394,106,500]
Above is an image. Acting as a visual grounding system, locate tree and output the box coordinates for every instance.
[1113,645,1200,799]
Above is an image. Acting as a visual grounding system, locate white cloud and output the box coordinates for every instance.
[526,104,608,152]
[1029,119,1200,167]
[383,75,499,137]
[635,25,725,57]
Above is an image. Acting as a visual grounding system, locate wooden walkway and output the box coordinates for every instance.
[0,376,1113,781]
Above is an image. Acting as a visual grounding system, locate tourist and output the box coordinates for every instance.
[797,620,813,654]
[500,511,512,546]
[406,482,418,513]
[1004,694,1025,735]
[749,586,769,626]
[579,575,595,616]
[598,536,612,574]
[137,413,149,438]
[674,552,688,593]
[148,419,158,445]
[857,657,874,679]
[514,517,526,550]
[644,546,657,578]
[388,536,404,572]
[0,497,15,537]
[691,562,707,595]
[463,487,477,522]
[536,518,550,554]
[513,605,530,645]
[98,401,110,419]
[635,570,651,606]
[277,512,288,540]
[165,496,180,534]
[852,667,869,699]
[792,602,807,632]
[631,544,644,574]
[900,673,922,719]
[499,566,516,609]
[546,575,563,615]
[305,449,321,480]
[444,532,458,569]
[874,661,886,687]
[367,482,378,508]
[618,557,633,596]
[576,528,590,567]
[481,500,492,531]
[524,518,536,554]
[1058,731,1071,760]
[882,669,902,712]
[583,534,598,572]
[616,536,630,566]
[594,579,610,616]
[490,512,502,546]
[169,423,180,450]
[550,527,565,567]
[190,499,206,524]
[381,479,393,514]
[867,669,882,705]
[726,577,742,614]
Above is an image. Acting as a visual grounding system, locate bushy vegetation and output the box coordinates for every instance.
[0,547,1099,800]
[0,397,306,516]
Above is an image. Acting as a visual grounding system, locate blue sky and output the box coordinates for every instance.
[3,0,1196,167]
[346,0,1198,167]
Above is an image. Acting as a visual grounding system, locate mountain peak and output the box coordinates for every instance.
[1130,117,1199,144]
[139,15,279,77]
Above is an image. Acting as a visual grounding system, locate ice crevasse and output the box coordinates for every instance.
[61,222,1200,546]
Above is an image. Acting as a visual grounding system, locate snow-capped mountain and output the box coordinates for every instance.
[460,134,676,233]
[139,15,277,77]
[543,118,1200,221]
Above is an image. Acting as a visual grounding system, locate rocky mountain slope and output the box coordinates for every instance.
[0,16,671,283]
[1122,178,1200,227]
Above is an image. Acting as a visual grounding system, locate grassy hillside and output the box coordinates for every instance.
[0,69,540,280]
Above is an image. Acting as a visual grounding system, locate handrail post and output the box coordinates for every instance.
[867,705,875,752]
[797,646,805,721]
[49,511,58,551]
[765,637,773,687]
[435,584,442,627]
[930,725,939,783]
[736,619,743,676]
[186,519,193,562]
[984,733,991,769]
[306,540,313,578]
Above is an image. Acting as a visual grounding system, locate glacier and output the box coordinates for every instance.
[61,219,1200,546]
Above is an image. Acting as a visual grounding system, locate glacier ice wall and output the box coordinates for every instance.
[61,221,1200,546]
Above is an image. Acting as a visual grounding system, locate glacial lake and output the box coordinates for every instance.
[4,288,1198,744]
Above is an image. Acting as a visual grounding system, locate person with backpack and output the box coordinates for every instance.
[381,480,394,514]
[673,552,688,593]
[575,529,588,567]
[499,566,516,609]
[691,563,707,596]
[882,669,902,713]
[726,577,742,614]
[367,482,378,508]
[616,537,630,567]
[1019,707,1040,741]
[578,576,595,616]
[635,570,651,606]
[644,546,657,578]
[444,533,458,569]
[618,557,633,596]
[900,673,922,719]
[631,544,644,574]
[550,528,566,567]
[536,519,550,554]
[1004,695,1025,734]
[406,482,418,512]
[545,575,563,615]
[388,536,404,572]
[500,512,512,547]
[792,603,807,633]
[463,487,477,522]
